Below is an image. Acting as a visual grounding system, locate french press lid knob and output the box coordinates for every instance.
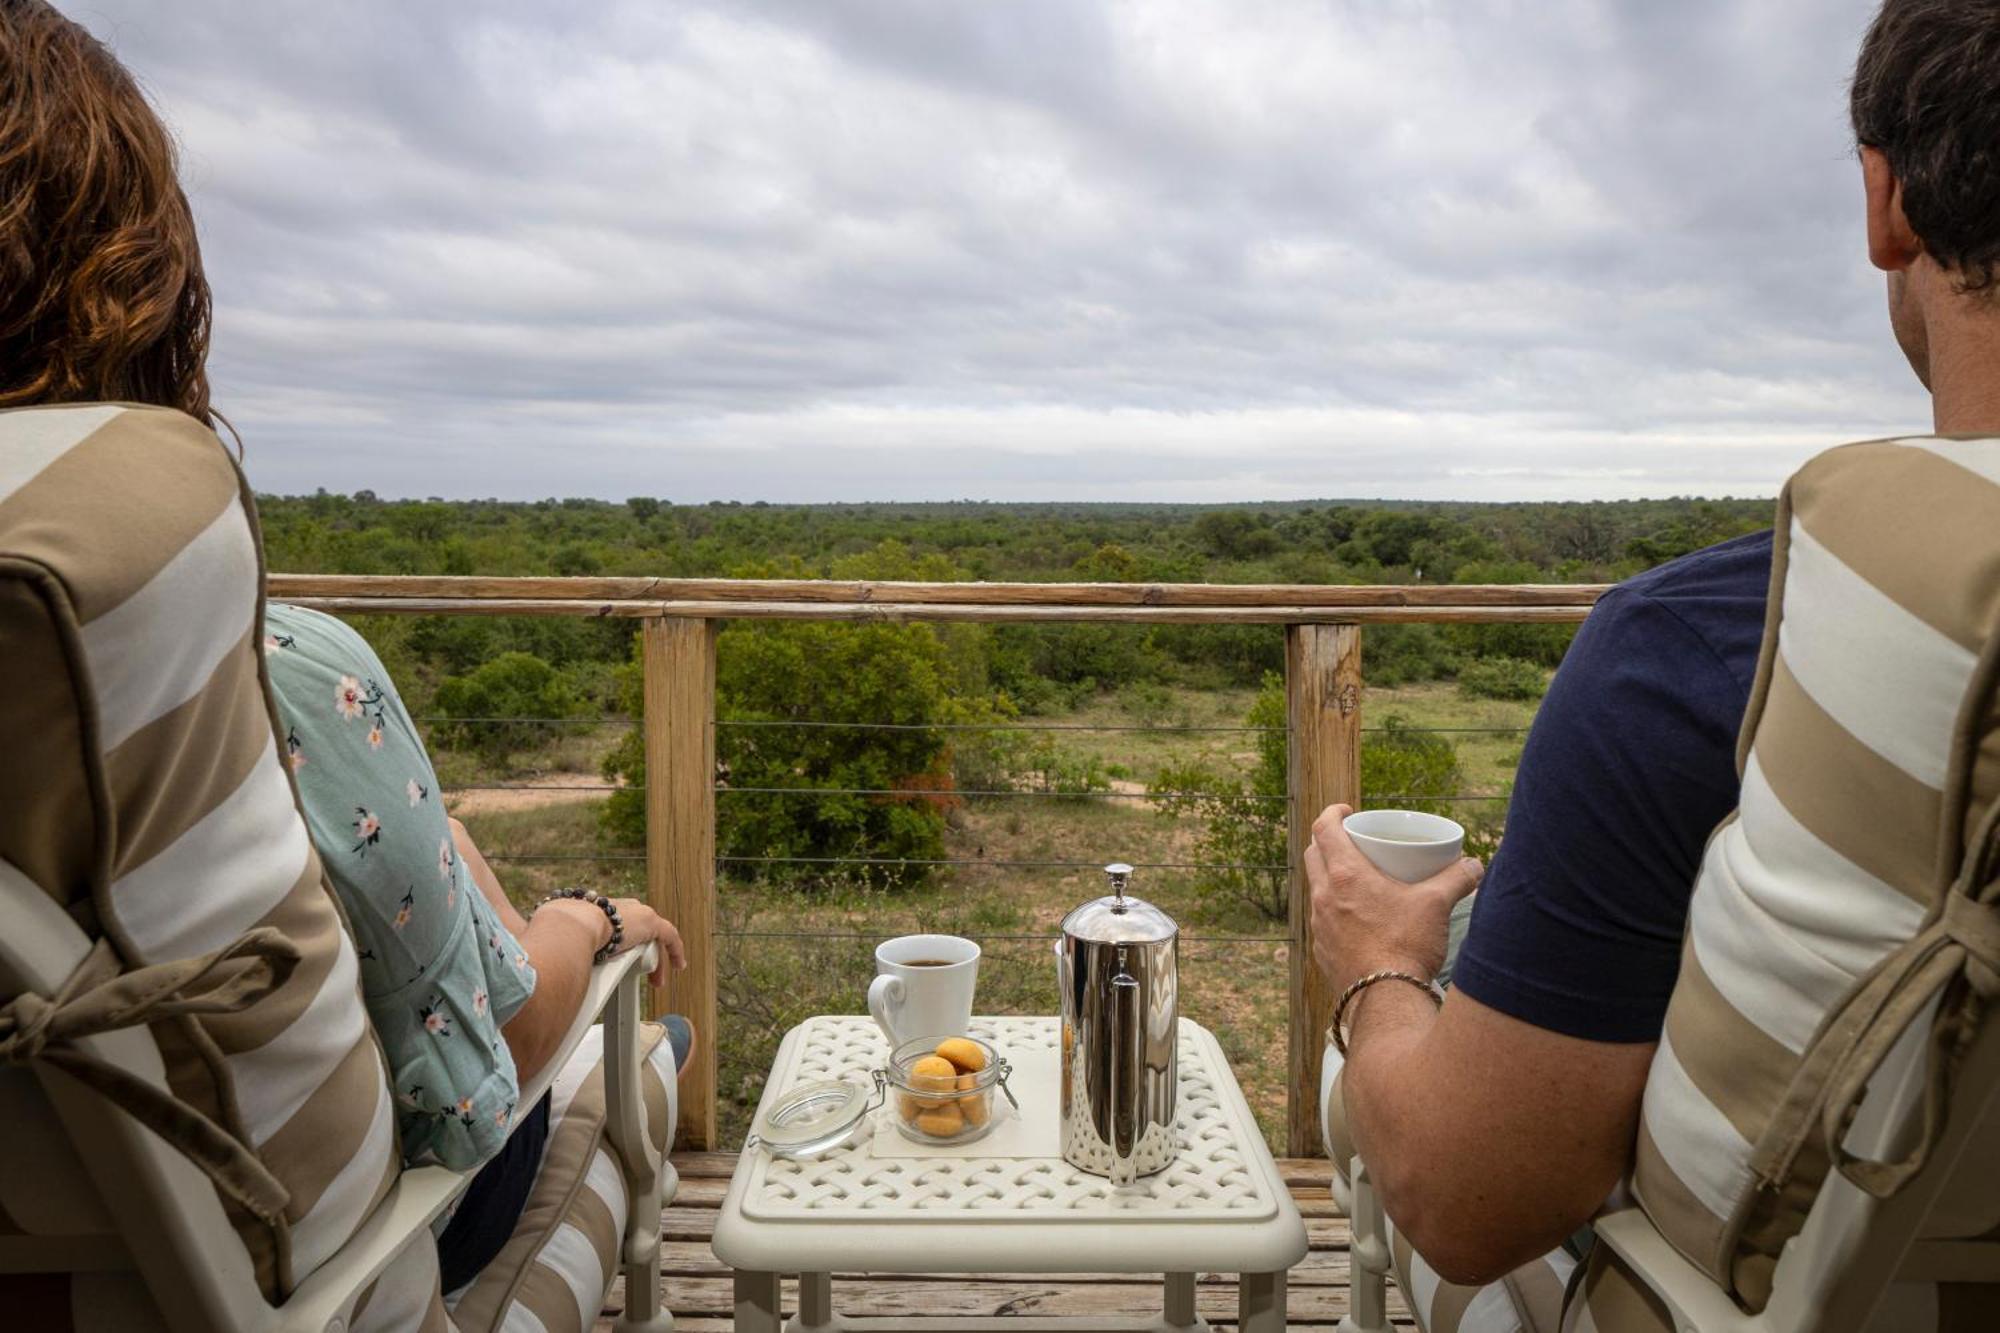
[1060,861,1175,944]
[1105,862,1133,905]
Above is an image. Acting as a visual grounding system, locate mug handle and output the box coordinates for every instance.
[867,973,905,1046]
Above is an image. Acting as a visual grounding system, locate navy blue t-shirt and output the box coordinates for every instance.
[1451,530,1775,1043]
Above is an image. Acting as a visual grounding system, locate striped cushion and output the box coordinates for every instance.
[0,1240,449,1333]
[1561,1246,1997,1333]
[1389,1216,1575,1333]
[448,1023,678,1333]
[0,405,400,1299]
[1630,438,2000,1312]
[347,1233,454,1333]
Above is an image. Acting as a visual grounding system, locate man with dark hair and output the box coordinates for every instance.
[1303,0,2000,1289]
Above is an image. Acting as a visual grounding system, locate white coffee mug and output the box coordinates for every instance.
[868,934,979,1046]
[1342,808,1466,883]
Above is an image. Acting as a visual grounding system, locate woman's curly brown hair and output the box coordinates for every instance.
[0,0,212,421]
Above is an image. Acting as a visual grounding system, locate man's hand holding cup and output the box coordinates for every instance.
[1305,804,1484,998]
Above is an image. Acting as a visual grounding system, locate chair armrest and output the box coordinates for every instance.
[1591,1208,1763,1333]
[517,944,657,1112]
[277,945,657,1332]
[602,944,669,1266]
[275,1165,467,1332]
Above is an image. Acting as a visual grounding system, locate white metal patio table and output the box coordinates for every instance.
[712,1015,1309,1332]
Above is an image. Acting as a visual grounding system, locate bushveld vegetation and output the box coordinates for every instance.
[261,491,1770,1143]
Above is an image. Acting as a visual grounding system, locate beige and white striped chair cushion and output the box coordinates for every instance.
[448,1023,679,1333]
[0,405,400,1300]
[1624,438,2000,1323]
[3,1185,451,1333]
[3,1019,679,1331]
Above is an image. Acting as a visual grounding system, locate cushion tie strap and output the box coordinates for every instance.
[0,928,301,1224]
[1751,800,2000,1201]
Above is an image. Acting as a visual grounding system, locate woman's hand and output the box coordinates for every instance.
[605,898,687,986]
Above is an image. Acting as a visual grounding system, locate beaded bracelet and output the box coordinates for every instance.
[538,887,624,964]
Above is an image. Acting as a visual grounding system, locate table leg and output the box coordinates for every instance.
[792,1271,837,1332]
[1238,1270,1286,1333]
[1164,1271,1198,1329]
[733,1270,782,1333]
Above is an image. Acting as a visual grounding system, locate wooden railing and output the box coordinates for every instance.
[269,573,1607,1155]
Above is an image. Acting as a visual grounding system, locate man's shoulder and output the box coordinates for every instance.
[1617,528,1774,607]
[1582,530,1773,692]
[1454,532,1773,1043]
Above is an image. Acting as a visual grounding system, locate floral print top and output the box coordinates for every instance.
[264,603,537,1172]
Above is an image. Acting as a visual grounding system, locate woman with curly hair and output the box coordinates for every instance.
[0,0,691,1305]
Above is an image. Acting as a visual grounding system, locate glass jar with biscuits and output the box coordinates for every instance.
[883,1034,1016,1146]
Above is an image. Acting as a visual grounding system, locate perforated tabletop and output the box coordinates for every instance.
[712,1016,1309,1276]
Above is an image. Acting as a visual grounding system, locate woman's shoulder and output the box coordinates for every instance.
[265,602,396,683]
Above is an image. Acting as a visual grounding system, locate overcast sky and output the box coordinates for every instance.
[78,0,1922,503]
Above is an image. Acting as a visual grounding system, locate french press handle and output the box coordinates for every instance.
[1107,952,1142,1186]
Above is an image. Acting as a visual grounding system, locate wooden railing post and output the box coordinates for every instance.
[643,616,718,1150]
[1286,623,1363,1158]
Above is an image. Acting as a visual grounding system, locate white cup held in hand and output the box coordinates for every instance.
[867,934,980,1046]
[1342,809,1465,883]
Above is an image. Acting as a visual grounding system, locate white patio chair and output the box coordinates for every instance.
[0,855,677,1333]
[1325,435,2000,1333]
[1327,996,2000,1333]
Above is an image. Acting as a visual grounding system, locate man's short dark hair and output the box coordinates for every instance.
[1852,0,2000,292]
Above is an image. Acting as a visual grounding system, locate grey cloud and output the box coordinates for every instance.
[71,0,1928,501]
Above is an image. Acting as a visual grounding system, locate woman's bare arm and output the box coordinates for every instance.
[449,816,686,1084]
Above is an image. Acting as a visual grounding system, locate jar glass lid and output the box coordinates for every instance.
[749,1078,875,1158]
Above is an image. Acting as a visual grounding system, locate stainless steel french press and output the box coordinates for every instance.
[1057,862,1179,1184]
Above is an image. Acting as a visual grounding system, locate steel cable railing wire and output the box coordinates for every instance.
[708,787,1503,802]
[716,855,1289,871]
[456,785,1503,802]
[412,715,1531,735]
[715,785,1287,802]
[450,708,1513,914]
[481,852,1292,870]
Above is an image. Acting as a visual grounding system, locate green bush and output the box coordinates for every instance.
[1016,739,1112,800]
[1150,677,1465,922]
[990,623,1167,697]
[1457,656,1549,701]
[1439,620,1576,669]
[1364,715,1466,808]
[431,652,593,760]
[602,621,961,885]
[1119,680,1185,728]
[1362,623,1457,686]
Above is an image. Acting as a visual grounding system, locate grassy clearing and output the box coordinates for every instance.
[446,681,1539,1151]
[429,720,625,788]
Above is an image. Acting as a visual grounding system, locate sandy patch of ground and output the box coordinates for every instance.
[1106,777,1156,811]
[445,772,619,818]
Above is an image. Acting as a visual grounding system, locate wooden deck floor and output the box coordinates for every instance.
[600,1151,1413,1330]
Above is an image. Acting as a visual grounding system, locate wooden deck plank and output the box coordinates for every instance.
[595,1152,1415,1330]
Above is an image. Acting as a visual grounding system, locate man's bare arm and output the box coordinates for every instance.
[1341,981,1652,1284]
[1307,803,1653,1286]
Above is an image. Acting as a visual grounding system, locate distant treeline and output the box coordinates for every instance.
[257,489,1772,712]
[260,491,1772,588]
